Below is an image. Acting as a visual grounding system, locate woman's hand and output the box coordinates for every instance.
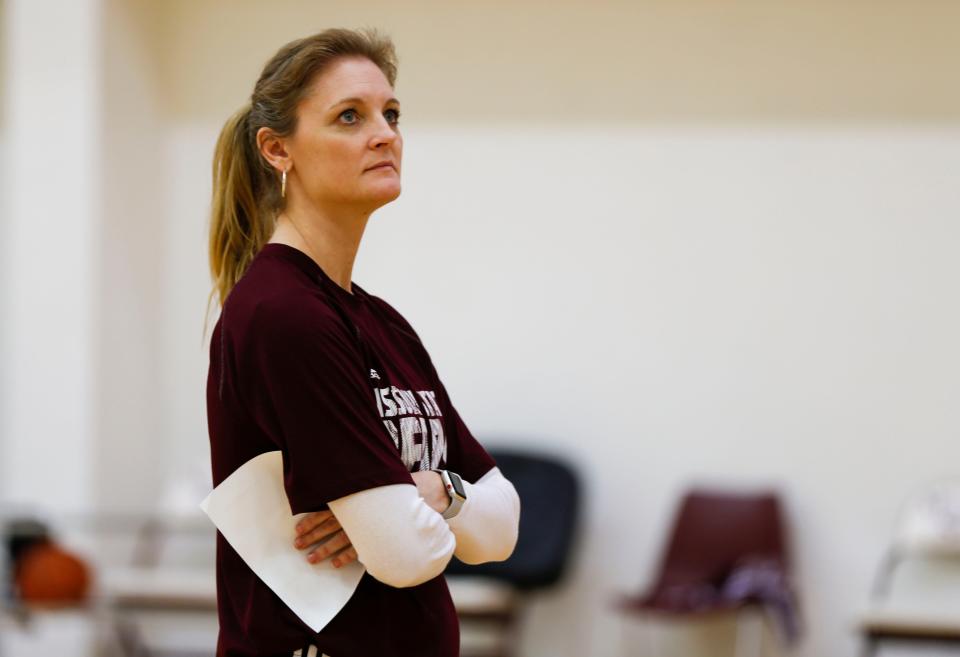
[293,510,357,568]
[294,473,448,567]
[411,470,451,515]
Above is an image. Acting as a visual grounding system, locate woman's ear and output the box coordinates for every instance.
[256,126,291,173]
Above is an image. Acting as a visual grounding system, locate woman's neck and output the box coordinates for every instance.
[269,199,372,294]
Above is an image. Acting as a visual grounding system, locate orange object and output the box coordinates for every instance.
[15,542,91,604]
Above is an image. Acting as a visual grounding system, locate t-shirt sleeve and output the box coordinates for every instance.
[240,295,414,514]
[374,298,497,484]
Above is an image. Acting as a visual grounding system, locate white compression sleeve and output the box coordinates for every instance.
[446,467,521,565]
[327,483,456,588]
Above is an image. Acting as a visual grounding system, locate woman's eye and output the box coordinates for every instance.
[339,109,359,124]
[385,108,401,124]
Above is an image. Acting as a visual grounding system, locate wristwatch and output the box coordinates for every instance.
[433,469,467,519]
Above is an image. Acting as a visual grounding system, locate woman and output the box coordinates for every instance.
[206,28,521,657]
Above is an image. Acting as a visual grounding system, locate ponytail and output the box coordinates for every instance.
[207,105,272,313]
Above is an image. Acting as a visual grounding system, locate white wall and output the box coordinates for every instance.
[4,2,960,656]
[1,0,103,514]
[94,0,167,512]
[164,121,960,657]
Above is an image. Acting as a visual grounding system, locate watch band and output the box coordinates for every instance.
[434,469,466,519]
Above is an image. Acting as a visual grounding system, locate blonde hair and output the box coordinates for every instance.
[205,28,398,332]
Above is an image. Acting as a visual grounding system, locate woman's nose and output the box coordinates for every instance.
[369,117,398,148]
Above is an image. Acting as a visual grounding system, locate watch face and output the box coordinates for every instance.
[449,472,466,498]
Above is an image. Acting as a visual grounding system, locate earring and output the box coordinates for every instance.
[281,168,287,199]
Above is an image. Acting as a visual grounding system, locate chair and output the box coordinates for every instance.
[99,513,218,657]
[859,478,960,657]
[444,447,581,657]
[614,488,799,657]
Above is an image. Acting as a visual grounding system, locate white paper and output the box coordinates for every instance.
[199,450,364,632]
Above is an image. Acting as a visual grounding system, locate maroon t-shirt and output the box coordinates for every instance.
[206,243,497,657]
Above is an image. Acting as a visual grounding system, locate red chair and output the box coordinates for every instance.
[614,489,800,656]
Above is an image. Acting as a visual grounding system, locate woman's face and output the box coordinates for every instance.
[285,56,402,211]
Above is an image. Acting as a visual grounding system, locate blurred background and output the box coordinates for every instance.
[2,0,960,656]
